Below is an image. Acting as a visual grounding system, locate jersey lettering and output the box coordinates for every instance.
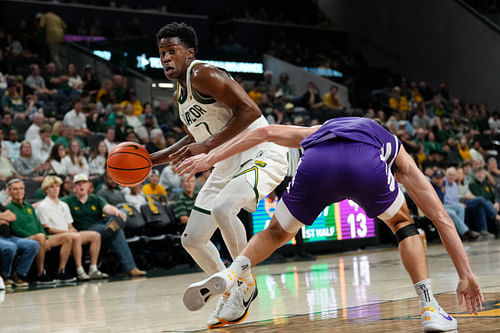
[183,104,208,126]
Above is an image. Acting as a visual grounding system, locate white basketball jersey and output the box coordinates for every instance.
[177,60,272,164]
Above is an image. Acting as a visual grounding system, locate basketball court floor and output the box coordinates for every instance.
[1,239,499,332]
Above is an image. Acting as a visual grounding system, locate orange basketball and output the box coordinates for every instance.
[106,142,152,187]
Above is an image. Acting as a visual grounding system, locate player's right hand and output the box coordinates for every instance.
[456,274,484,315]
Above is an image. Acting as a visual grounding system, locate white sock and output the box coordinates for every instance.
[414,278,439,309]
[228,255,253,283]
[76,266,86,275]
[89,265,98,274]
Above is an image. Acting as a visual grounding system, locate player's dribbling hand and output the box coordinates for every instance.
[176,153,211,179]
[456,274,484,315]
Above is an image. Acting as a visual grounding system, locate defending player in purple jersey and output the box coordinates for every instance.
[178,117,483,332]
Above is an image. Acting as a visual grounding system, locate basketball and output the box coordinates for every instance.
[106,142,152,186]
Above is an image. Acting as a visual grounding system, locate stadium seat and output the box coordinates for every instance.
[140,202,176,236]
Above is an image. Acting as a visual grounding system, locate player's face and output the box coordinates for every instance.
[158,37,194,80]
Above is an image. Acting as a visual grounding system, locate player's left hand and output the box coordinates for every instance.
[456,274,484,315]
[175,153,211,179]
[169,142,209,167]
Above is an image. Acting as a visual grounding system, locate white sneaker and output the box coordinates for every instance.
[88,270,108,280]
[219,275,258,325]
[206,294,229,329]
[183,270,237,311]
[77,271,90,281]
[421,305,457,332]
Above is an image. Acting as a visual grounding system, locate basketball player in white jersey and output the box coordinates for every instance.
[150,22,288,328]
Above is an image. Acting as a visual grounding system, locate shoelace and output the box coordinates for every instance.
[224,284,246,311]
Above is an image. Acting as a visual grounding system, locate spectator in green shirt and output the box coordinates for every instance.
[6,178,74,284]
[174,176,198,225]
[61,174,146,276]
[469,167,499,211]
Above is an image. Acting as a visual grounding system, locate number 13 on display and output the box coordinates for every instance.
[347,200,367,238]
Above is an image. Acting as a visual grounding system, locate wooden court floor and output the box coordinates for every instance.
[1,239,499,332]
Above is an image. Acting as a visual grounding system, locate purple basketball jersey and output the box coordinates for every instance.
[282,117,402,225]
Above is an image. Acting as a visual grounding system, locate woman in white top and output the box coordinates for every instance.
[124,183,147,211]
[88,140,107,177]
[67,63,84,93]
[47,143,68,176]
[62,139,89,176]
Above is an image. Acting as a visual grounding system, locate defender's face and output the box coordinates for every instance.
[158,37,194,80]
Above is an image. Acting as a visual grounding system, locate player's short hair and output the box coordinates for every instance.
[156,22,198,54]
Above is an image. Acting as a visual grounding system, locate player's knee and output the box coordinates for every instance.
[267,221,292,244]
[181,232,201,251]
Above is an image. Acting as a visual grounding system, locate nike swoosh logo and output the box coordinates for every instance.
[440,313,453,321]
[242,288,257,308]
[124,144,139,150]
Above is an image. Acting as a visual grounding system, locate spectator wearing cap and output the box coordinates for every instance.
[36,176,108,280]
[61,174,146,276]
[114,112,133,142]
[30,123,54,166]
[63,98,91,136]
[7,178,74,284]
[430,169,479,241]
[143,169,167,203]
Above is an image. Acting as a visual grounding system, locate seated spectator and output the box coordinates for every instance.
[260,70,274,96]
[423,131,441,156]
[0,129,11,160]
[7,179,74,284]
[248,82,262,105]
[104,127,117,152]
[469,167,499,211]
[86,103,104,133]
[63,98,90,136]
[154,96,182,135]
[124,184,147,211]
[96,79,112,103]
[123,103,147,142]
[114,112,133,142]
[389,86,409,112]
[60,175,74,197]
[323,85,343,111]
[25,64,57,95]
[82,64,101,98]
[430,169,479,241]
[42,62,68,92]
[120,88,143,116]
[111,74,126,103]
[275,72,294,101]
[174,176,198,226]
[488,111,500,134]
[97,172,126,206]
[66,63,84,94]
[487,157,500,199]
[6,128,20,161]
[62,139,89,176]
[88,140,107,178]
[444,167,495,240]
[36,176,107,280]
[61,174,146,276]
[1,111,14,138]
[55,125,85,148]
[13,141,47,182]
[159,165,182,195]
[30,124,54,165]
[412,103,432,130]
[25,112,45,142]
[145,128,166,154]
[469,139,486,164]
[0,145,17,181]
[0,203,38,288]
[2,80,32,120]
[46,143,67,176]
[457,135,472,161]
[50,121,64,142]
[143,170,167,203]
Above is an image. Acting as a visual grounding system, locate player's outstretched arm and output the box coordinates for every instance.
[176,125,319,178]
[394,146,484,314]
